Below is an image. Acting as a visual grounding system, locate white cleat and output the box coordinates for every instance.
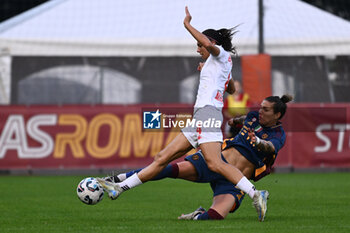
[99,175,122,184]
[253,190,269,222]
[96,178,123,200]
[178,206,206,220]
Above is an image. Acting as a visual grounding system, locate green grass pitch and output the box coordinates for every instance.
[0,172,349,233]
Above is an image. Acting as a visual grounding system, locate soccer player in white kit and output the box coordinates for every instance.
[98,6,269,221]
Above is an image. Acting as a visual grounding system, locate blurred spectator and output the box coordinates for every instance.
[223,80,251,137]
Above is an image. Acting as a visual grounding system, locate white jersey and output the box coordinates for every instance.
[194,46,233,109]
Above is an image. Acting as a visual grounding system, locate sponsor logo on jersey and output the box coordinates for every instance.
[214,90,223,102]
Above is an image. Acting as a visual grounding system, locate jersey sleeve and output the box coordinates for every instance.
[245,111,258,122]
[215,46,229,62]
[269,132,286,154]
[252,123,286,182]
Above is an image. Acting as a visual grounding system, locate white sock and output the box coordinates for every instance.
[117,173,127,182]
[118,173,143,191]
[236,176,256,199]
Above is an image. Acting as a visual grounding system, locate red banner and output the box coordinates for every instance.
[0,104,195,169]
[0,103,349,170]
[275,103,350,168]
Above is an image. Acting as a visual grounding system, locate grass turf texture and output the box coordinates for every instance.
[0,173,349,233]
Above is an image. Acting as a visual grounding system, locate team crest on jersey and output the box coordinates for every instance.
[262,133,268,139]
[252,118,257,122]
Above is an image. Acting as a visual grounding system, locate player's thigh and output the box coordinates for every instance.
[177,161,198,181]
[199,142,223,169]
[156,132,193,163]
[211,194,236,218]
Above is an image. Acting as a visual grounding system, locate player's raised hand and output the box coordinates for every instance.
[184,6,192,25]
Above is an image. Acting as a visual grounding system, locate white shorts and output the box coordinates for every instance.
[181,105,223,148]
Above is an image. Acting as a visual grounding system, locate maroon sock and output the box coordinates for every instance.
[208,208,224,220]
[171,163,179,178]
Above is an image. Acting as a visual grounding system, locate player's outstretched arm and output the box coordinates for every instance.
[248,129,275,154]
[228,115,246,127]
[183,6,220,56]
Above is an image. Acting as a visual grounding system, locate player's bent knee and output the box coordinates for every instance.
[153,151,171,167]
[206,160,221,174]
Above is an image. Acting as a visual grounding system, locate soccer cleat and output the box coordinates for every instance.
[96,178,123,200]
[252,190,269,222]
[178,206,206,220]
[100,175,121,184]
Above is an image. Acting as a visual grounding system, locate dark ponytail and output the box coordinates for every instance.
[265,94,293,119]
[218,27,238,55]
[280,94,293,104]
[202,26,238,55]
